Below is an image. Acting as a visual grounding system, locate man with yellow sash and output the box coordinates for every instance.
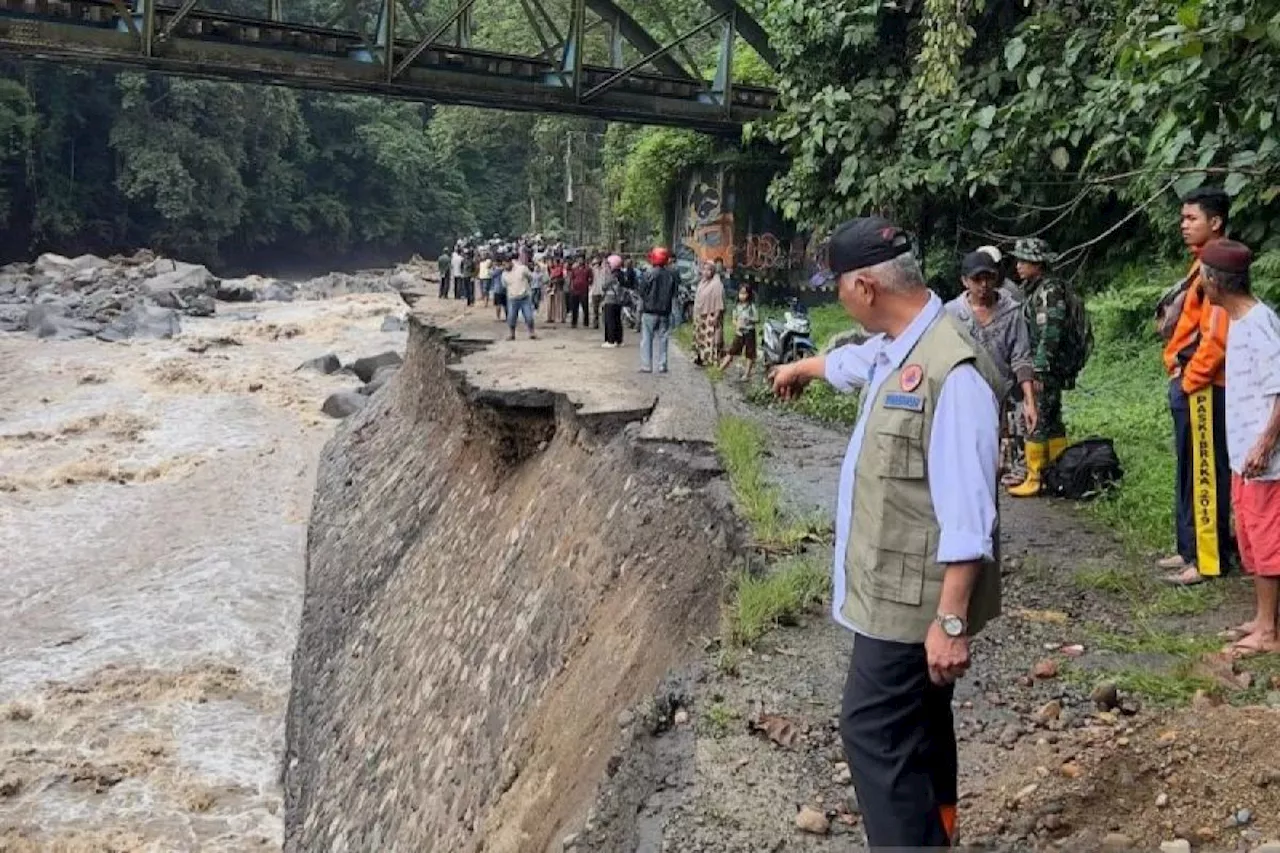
[771,218,1002,848]
[1157,187,1234,585]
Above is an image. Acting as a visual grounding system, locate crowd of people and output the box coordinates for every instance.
[434,234,687,372]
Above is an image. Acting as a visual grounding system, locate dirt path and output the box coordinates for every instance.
[649,376,1280,852]
[0,293,406,851]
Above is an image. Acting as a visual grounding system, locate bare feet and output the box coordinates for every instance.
[1160,566,1206,586]
[1225,630,1280,657]
[1219,619,1262,641]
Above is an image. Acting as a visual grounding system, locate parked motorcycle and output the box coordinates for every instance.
[762,299,818,367]
[621,288,644,331]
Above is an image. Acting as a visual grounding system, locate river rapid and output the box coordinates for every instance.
[0,288,408,851]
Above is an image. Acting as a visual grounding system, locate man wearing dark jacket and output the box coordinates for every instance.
[638,248,677,373]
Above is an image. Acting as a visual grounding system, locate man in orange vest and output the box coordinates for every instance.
[1157,187,1234,585]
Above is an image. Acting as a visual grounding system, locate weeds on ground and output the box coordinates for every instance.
[701,700,741,738]
[723,557,831,648]
[1063,659,1216,707]
[715,416,827,549]
[1073,562,1225,618]
[1086,625,1221,657]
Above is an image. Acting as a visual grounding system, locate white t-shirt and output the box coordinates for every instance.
[451,252,463,277]
[503,263,532,300]
[1225,301,1280,479]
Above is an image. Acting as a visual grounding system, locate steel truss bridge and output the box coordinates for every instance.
[0,0,778,132]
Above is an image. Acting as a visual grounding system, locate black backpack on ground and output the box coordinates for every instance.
[1042,438,1123,500]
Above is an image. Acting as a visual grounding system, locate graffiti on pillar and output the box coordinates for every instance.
[680,180,734,269]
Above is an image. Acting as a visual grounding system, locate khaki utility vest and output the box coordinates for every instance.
[841,313,1003,643]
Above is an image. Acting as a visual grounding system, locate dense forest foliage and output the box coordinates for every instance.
[0,0,760,271]
[754,0,1280,267]
[2,0,1276,276]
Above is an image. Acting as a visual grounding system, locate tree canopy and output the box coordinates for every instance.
[754,0,1280,262]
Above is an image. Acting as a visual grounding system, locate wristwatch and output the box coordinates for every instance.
[935,613,967,638]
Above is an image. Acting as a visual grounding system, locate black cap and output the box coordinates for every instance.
[961,250,1000,279]
[828,217,913,277]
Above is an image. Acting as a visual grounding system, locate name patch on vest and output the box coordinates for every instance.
[883,392,925,412]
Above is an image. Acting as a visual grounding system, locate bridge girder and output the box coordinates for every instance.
[0,0,778,131]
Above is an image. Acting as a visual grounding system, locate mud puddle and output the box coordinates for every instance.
[0,292,407,850]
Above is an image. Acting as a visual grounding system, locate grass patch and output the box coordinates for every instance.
[1074,564,1147,597]
[724,557,831,647]
[1087,626,1221,657]
[715,415,827,548]
[1108,665,1216,706]
[701,701,741,737]
[1139,582,1226,618]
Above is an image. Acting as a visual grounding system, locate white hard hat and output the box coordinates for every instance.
[977,245,1003,263]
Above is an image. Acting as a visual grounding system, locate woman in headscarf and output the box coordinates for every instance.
[692,260,726,367]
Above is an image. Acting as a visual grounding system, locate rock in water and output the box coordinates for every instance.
[298,354,342,375]
[381,315,407,332]
[351,351,403,383]
[359,364,400,396]
[322,391,368,419]
[25,304,100,340]
[259,282,297,302]
[216,278,260,302]
[141,261,218,316]
[96,303,181,342]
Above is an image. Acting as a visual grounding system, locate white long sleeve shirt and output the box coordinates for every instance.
[824,293,1000,637]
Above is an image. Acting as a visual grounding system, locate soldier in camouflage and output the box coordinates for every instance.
[1007,238,1070,497]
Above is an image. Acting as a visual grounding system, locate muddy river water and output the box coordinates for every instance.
[0,293,406,850]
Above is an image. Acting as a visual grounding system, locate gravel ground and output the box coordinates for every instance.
[605,371,1280,853]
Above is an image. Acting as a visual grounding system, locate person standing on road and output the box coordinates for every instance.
[1200,239,1280,654]
[638,247,677,374]
[437,248,452,299]
[451,244,465,300]
[502,254,537,341]
[769,218,1002,850]
[568,256,592,329]
[718,283,759,381]
[546,254,566,324]
[590,253,611,331]
[1006,238,1071,497]
[692,261,726,367]
[602,254,625,348]
[1157,187,1235,585]
[946,250,1039,483]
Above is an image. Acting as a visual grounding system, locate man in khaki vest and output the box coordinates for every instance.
[771,218,1003,849]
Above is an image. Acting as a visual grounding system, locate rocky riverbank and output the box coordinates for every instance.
[0,250,424,342]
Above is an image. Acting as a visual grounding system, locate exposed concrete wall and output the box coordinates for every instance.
[283,318,739,852]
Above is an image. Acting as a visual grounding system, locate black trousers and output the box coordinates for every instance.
[438,272,450,298]
[567,293,588,327]
[603,303,623,344]
[840,635,956,850]
[1169,379,1233,573]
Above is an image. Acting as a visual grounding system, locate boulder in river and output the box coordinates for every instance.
[358,364,400,396]
[380,315,407,332]
[298,354,342,375]
[26,304,101,340]
[141,261,217,316]
[350,351,403,383]
[322,390,368,419]
[96,302,182,342]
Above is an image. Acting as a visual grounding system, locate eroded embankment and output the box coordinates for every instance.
[283,317,740,852]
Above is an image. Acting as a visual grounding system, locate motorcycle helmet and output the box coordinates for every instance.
[648,246,671,266]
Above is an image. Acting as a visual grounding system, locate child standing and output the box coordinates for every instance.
[719,284,759,380]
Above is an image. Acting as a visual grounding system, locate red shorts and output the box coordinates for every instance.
[1232,474,1280,577]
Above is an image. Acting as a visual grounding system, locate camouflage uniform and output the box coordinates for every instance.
[1007,237,1068,497]
[1018,240,1069,442]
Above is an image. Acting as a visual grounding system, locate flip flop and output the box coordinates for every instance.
[1160,570,1206,587]
[1225,639,1279,659]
